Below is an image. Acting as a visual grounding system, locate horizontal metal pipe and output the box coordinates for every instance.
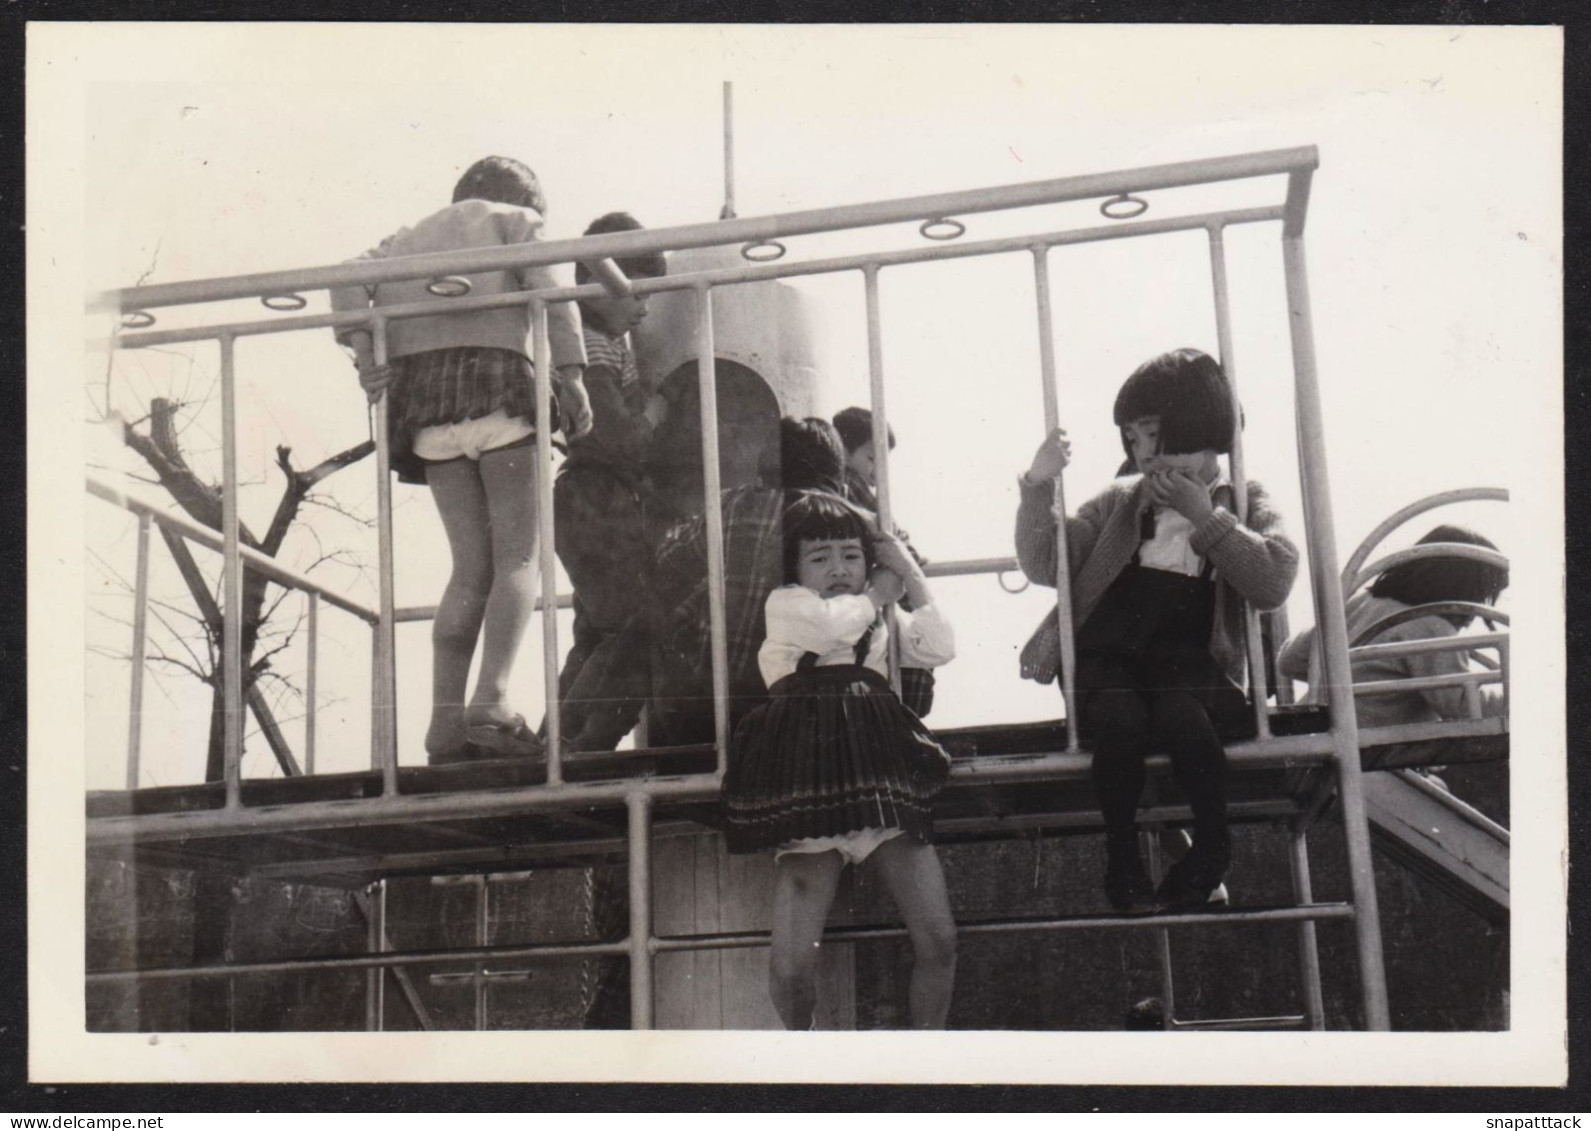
[1352,672,1502,698]
[86,900,1351,986]
[652,902,1355,953]
[87,936,632,985]
[922,556,1019,579]
[102,205,1286,351]
[85,772,725,845]
[87,476,379,623]
[1350,632,1509,661]
[1170,1015,1310,1032]
[394,593,573,623]
[97,149,1314,312]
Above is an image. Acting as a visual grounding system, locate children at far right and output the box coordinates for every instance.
[1277,525,1509,730]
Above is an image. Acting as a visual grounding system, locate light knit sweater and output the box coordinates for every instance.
[330,199,586,369]
[1014,474,1298,686]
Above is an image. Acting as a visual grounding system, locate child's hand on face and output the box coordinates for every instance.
[867,565,907,608]
[642,394,670,429]
[1025,427,1072,481]
[1145,469,1214,524]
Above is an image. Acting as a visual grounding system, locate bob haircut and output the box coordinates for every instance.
[452,156,547,216]
[1113,348,1237,461]
[782,491,876,585]
[832,406,896,454]
[573,212,669,285]
[774,416,847,496]
[1368,524,1509,622]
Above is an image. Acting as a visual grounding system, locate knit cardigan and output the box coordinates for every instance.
[1014,474,1298,686]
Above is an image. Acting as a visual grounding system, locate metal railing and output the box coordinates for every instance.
[87,144,1441,1031]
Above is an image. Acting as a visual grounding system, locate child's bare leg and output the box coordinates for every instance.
[424,459,493,757]
[869,835,957,1029]
[467,443,541,724]
[769,850,845,1030]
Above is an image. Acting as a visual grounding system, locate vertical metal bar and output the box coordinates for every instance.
[219,333,244,809]
[1282,234,1390,1031]
[1288,823,1327,1031]
[721,82,736,220]
[305,592,318,776]
[1207,226,1271,739]
[474,877,489,1031]
[125,511,151,790]
[862,266,902,694]
[370,318,399,794]
[531,299,563,784]
[1031,246,1080,751]
[695,284,731,776]
[375,878,388,1031]
[627,791,655,1030]
[364,881,381,1032]
[1145,829,1176,1028]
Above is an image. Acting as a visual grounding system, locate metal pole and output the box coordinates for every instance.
[1145,830,1176,1028]
[721,81,736,221]
[627,792,655,1029]
[532,299,563,785]
[1288,822,1327,1030]
[475,877,489,1031]
[126,511,151,790]
[219,333,244,809]
[305,592,318,776]
[1031,246,1080,751]
[364,881,381,1031]
[1207,226,1270,739]
[1282,233,1390,1031]
[371,318,399,794]
[695,284,732,776]
[863,266,902,694]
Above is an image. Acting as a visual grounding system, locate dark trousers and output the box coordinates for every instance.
[553,467,654,750]
[1075,645,1249,844]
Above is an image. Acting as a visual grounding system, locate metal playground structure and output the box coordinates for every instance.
[84,144,1510,1031]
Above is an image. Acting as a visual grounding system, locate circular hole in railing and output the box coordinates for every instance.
[920,217,966,241]
[120,310,156,330]
[997,570,1031,595]
[1100,193,1149,221]
[261,292,308,312]
[427,276,473,298]
[741,239,787,263]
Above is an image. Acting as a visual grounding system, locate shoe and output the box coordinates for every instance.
[1155,838,1231,912]
[427,741,492,767]
[462,714,545,759]
[1104,842,1158,915]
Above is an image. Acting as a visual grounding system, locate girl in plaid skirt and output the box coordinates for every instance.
[724,492,958,1028]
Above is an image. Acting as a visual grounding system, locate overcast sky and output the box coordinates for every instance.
[47,23,1559,791]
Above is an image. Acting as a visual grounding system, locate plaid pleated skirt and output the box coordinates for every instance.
[722,662,952,855]
[386,347,558,484]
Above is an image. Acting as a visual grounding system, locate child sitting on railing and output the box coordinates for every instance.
[723,492,957,1029]
[1015,348,1298,914]
[832,406,934,718]
[331,155,592,764]
[1277,524,1509,728]
[552,212,670,753]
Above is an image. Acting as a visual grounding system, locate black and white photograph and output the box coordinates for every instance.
[27,21,1565,1085]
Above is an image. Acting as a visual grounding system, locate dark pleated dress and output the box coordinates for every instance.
[723,625,952,855]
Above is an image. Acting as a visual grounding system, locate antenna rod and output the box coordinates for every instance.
[721,81,736,220]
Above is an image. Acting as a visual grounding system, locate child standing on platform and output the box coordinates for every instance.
[1014,348,1298,913]
[724,493,958,1029]
[553,212,670,752]
[332,156,591,765]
